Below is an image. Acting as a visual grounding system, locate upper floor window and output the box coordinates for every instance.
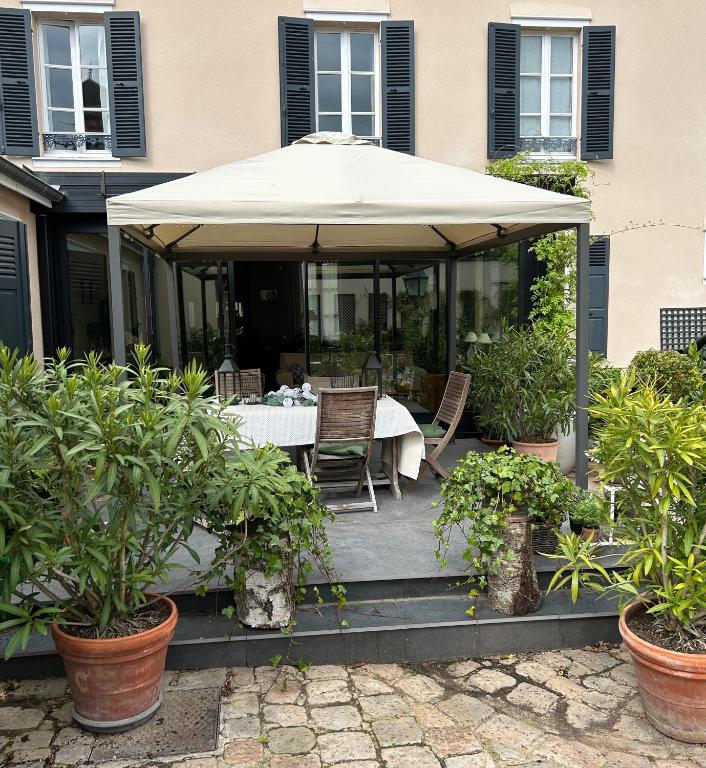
[39,22,111,153]
[519,32,577,156]
[314,29,379,141]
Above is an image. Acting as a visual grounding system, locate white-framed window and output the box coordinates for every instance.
[520,31,578,156]
[314,28,379,141]
[38,21,111,154]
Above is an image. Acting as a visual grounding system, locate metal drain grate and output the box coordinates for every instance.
[90,687,220,762]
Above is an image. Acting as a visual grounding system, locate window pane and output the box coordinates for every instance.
[48,110,76,132]
[47,68,74,109]
[82,68,108,108]
[520,36,541,73]
[350,33,374,71]
[351,74,373,112]
[550,78,571,113]
[316,32,341,71]
[520,76,540,113]
[84,111,106,132]
[550,116,572,136]
[550,36,572,74]
[43,25,72,66]
[78,25,106,66]
[319,114,342,131]
[520,115,541,136]
[317,74,341,111]
[352,114,373,136]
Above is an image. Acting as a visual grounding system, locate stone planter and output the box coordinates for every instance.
[488,512,540,616]
[237,565,295,629]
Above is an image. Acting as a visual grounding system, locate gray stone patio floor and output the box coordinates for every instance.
[1,644,704,768]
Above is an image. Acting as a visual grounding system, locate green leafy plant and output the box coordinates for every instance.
[628,348,704,403]
[463,343,514,441]
[528,231,578,334]
[486,151,593,199]
[548,376,706,648]
[434,447,574,589]
[0,344,243,657]
[570,491,604,529]
[203,444,338,604]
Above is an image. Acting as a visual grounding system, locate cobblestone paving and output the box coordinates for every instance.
[1,644,705,768]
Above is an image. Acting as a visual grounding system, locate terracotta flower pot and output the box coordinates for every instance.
[582,526,599,542]
[52,596,178,733]
[620,601,706,743]
[480,436,508,449]
[511,439,559,462]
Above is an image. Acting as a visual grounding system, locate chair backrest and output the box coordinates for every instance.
[216,368,263,400]
[434,371,471,431]
[330,373,360,388]
[305,375,332,394]
[314,387,377,455]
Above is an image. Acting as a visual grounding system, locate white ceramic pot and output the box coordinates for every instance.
[556,422,576,475]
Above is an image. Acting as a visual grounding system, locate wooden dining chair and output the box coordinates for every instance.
[417,371,471,482]
[303,387,378,513]
[330,373,360,388]
[215,368,263,401]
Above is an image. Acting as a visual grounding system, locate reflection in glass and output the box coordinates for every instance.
[520,76,541,114]
[82,68,108,108]
[121,240,146,349]
[550,116,572,136]
[352,114,373,137]
[316,32,341,71]
[78,25,106,66]
[48,111,76,133]
[84,111,105,132]
[550,36,572,74]
[351,74,374,112]
[520,35,542,73]
[317,73,342,112]
[350,33,374,71]
[520,115,541,136]
[319,114,342,131]
[550,77,571,114]
[47,68,74,109]
[44,25,72,65]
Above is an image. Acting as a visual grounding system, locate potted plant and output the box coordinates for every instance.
[548,376,706,742]
[204,444,335,629]
[0,345,242,732]
[434,447,569,616]
[569,492,604,541]
[628,347,704,403]
[462,343,514,446]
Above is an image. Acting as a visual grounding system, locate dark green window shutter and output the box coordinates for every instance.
[588,237,610,357]
[381,21,415,154]
[0,8,38,156]
[487,22,520,159]
[278,17,315,147]
[105,12,146,157]
[0,217,31,355]
[581,26,615,160]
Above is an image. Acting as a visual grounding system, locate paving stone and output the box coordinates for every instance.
[609,646,632,664]
[174,668,227,690]
[228,667,256,689]
[514,660,556,684]
[446,659,481,678]
[395,673,445,702]
[221,716,261,740]
[263,680,304,705]
[359,694,410,719]
[425,726,482,757]
[221,738,264,767]
[264,704,308,727]
[371,716,422,747]
[545,674,619,709]
[350,673,394,696]
[171,760,220,768]
[0,707,45,732]
[54,741,94,764]
[11,730,53,761]
[306,678,351,705]
[465,669,516,693]
[329,763,378,768]
[305,665,348,681]
[268,727,317,755]
[583,675,633,697]
[318,731,376,763]
[532,735,604,768]
[625,696,645,715]
[565,649,619,672]
[409,702,456,729]
[602,752,652,768]
[9,677,68,700]
[52,701,74,725]
[358,663,405,681]
[310,705,361,731]
[506,682,559,715]
[654,761,703,768]
[381,745,442,767]
[477,714,543,750]
[566,661,594,678]
[533,651,571,670]
[609,663,638,687]
[613,714,662,743]
[436,694,494,727]
[270,756,322,768]
[445,755,497,768]
[565,701,611,729]
[221,692,259,718]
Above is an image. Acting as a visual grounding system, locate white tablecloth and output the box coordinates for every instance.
[222,395,424,479]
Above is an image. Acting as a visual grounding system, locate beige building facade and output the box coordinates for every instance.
[1,0,705,367]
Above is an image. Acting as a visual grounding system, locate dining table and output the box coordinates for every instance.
[221,394,425,499]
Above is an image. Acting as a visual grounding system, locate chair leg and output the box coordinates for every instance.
[426,454,449,480]
[355,461,367,497]
[303,450,313,482]
[417,459,430,481]
[365,466,378,513]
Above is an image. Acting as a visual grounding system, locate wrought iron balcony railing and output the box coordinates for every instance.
[518,136,578,155]
[42,133,112,152]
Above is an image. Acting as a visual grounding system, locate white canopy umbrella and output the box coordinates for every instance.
[106,132,589,256]
[104,133,591,486]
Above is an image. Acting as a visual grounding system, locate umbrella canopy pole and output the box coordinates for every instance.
[108,226,126,366]
[575,222,590,489]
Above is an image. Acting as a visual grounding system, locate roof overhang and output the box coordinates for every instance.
[0,157,63,208]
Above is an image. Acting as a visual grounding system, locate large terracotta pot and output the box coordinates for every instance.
[511,439,559,462]
[480,436,508,449]
[620,601,706,743]
[52,596,178,733]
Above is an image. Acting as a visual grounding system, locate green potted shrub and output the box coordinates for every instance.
[204,444,335,629]
[434,447,569,616]
[0,345,242,733]
[462,343,514,445]
[569,492,604,541]
[548,376,706,742]
[628,348,704,403]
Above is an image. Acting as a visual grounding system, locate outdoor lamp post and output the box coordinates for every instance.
[216,345,242,401]
[362,351,384,398]
[403,270,429,298]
